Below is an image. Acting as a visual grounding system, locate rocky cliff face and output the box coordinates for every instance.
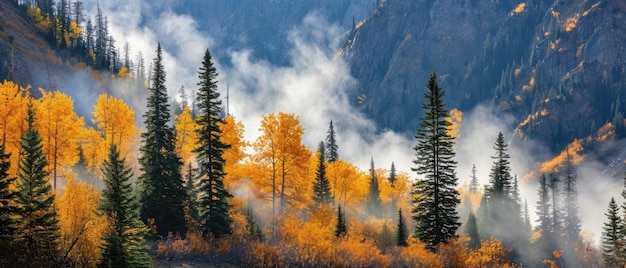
[170,0,374,66]
[344,0,626,151]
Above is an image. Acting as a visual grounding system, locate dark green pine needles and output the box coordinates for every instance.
[411,72,460,250]
[99,145,150,268]
[194,48,233,238]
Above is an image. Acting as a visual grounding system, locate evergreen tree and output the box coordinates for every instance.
[139,43,188,237]
[334,204,347,238]
[563,152,580,245]
[524,199,532,237]
[389,161,398,217]
[465,211,480,249]
[14,104,61,266]
[469,164,479,193]
[194,49,232,238]
[367,158,382,217]
[481,132,524,259]
[312,142,333,208]
[389,162,397,187]
[396,208,408,247]
[325,121,338,162]
[98,145,150,268]
[534,174,555,262]
[411,72,460,250]
[549,173,562,236]
[0,143,17,264]
[603,197,625,267]
[185,163,199,226]
[244,203,264,241]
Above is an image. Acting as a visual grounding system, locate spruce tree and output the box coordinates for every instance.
[396,208,408,247]
[194,49,232,238]
[411,72,460,250]
[465,211,480,248]
[325,121,338,162]
[534,174,555,263]
[469,164,479,193]
[185,163,199,227]
[139,43,188,237]
[603,197,625,267]
[99,145,150,268]
[367,158,382,217]
[563,152,580,245]
[334,204,347,238]
[312,142,333,208]
[15,104,60,266]
[481,132,525,259]
[389,162,398,217]
[0,143,17,264]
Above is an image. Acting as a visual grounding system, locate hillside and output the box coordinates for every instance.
[343,0,626,152]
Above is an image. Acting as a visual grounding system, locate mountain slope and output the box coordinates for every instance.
[344,0,626,151]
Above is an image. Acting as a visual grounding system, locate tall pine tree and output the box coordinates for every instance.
[312,142,333,208]
[534,174,556,264]
[480,132,525,260]
[411,72,460,250]
[98,145,150,268]
[603,197,625,267]
[469,164,479,193]
[367,158,381,217]
[396,208,408,247]
[334,204,347,238]
[194,49,233,238]
[139,43,187,237]
[0,143,17,265]
[325,121,338,162]
[562,152,580,245]
[15,103,61,267]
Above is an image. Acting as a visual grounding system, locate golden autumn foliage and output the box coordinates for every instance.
[219,116,248,188]
[513,3,526,14]
[82,94,139,176]
[34,89,84,189]
[253,112,311,210]
[174,106,198,167]
[0,81,30,176]
[465,239,510,267]
[58,175,107,267]
[327,159,367,206]
[539,139,584,173]
[446,108,463,139]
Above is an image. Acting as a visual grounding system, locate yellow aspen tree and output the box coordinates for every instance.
[174,106,198,169]
[34,89,84,190]
[83,94,139,176]
[326,160,368,207]
[58,173,107,267]
[253,112,310,212]
[218,116,248,188]
[0,81,30,176]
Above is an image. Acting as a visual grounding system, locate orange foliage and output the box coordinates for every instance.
[596,122,615,142]
[513,3,526,14]
[219,116,248,188]
[326,159,367,206]
[0,81,30,176]
[35,89,84,189]
[174,106,198,168]
[465,239,510,267]
[539,139,584,173]
[446,108,463,139]
[58,175,107,267]
[253,112,311,210]
[400,237,443,267]
[82,94,139,176]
